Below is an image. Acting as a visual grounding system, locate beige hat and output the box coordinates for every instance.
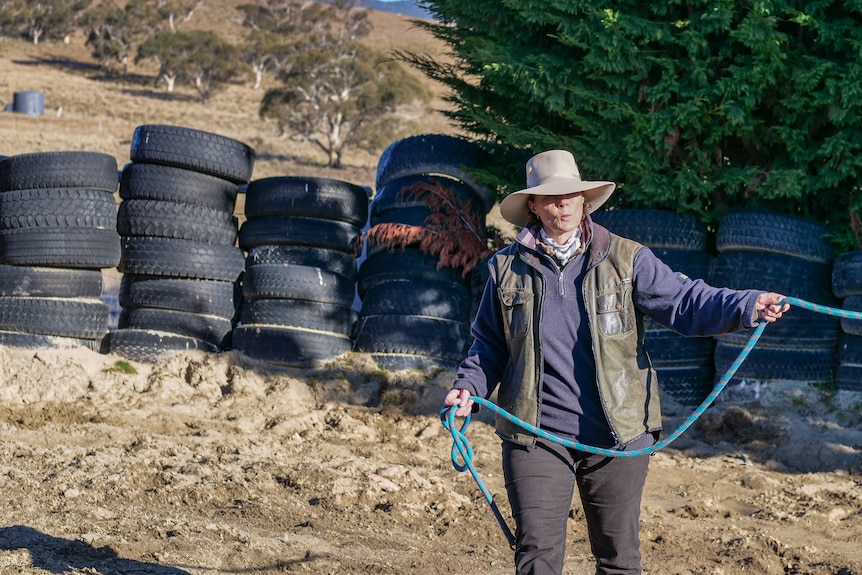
[499,149,616,227]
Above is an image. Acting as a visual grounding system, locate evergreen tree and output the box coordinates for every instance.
[405,0,862,250]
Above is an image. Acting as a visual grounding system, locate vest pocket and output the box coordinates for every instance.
[596,283,635,336]
[499,288,532,338]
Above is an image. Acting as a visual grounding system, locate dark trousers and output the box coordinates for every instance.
[502,438,650,575]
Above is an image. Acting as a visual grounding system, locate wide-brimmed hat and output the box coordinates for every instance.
[499,150,616,227]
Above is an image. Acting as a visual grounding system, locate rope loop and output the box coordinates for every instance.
[440,296,862,546]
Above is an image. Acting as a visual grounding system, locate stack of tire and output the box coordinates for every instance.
[233,176,368,367]
[102,124,254,363]
[710,210,839,400]
[591,209,716,406]
[352,134,496,371]
[833,250,862,391]
[0,151,120,350]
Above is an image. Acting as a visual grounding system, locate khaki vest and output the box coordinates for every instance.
[489,230,661,446]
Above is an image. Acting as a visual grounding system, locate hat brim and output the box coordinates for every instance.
[499,177,616,227]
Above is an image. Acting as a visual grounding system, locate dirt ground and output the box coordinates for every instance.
[0,344,859,575]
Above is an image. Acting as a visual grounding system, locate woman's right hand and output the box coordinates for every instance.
[444,388,474,418]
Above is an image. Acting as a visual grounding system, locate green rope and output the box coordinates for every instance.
[440,296,862,547]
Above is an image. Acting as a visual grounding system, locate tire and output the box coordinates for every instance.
[118,236,245,282]
[239,299,357,335]
[119,308,233,348]
[650,248,714,282]
[711,251,836,302]
[245,245,356,280]
[130,124,255,184]
[0,188,117,230]
[716,210,834,263]
[0,265,102,298]
[357,248,468,298]
[358,279,473,322]
[239,216,361,253]
[368,352,460,372]
[241,263,355,305]
[119,275,238,318]
[375,134,496,212]
[840,296,862,336]
[713,342,836,384]
[590,209,708,250]
[0,329,100,351]
[371,173,486,221]
[657,366,714,407]
[0,227,121,269]
[644,329,714,368]
[0,151,118,192]
[832,250,862,298]
[232,324,352,367]
[101,328,219,363]
[117,199,238,245]
[352,314,471,360]
[838,333,862,365]
[244,176,369,227]
[119,162,239,212]
[835,364,862,392]
[0,296,108,339]
[370,205,435,228]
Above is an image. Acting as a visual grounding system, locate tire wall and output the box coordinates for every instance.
[711,210,839,400]
[355,136,494,372]
[591,208,715,406]
[832,250,862,392]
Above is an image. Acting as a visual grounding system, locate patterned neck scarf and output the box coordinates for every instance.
[539,226,583,264]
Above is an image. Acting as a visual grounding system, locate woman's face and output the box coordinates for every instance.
[527,192,585,243]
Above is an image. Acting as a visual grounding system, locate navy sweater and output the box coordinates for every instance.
[455,222,761,448]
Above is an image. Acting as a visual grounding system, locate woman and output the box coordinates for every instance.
[444,149,789,575]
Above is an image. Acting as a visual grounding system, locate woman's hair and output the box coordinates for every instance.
[525,194,539,226]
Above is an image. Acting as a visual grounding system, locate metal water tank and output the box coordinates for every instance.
[12,90,44,116]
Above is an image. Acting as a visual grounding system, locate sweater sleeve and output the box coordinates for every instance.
[633,247,762,337]
[453,272,510,399]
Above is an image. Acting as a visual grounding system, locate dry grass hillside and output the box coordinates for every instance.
[0,1,459,192]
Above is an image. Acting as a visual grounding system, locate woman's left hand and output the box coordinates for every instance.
[755,292,790,322]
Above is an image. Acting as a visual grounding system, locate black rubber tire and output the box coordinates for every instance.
[367,352,460,372]
[130,124,255,184]
[713,342,836,384]
[657,366,714,407]
[0,329,100,351]
[118,236,245,282]
[649,248,714,282]
[0,296,108,339]
[232,324,352,367]
[715,210,834,263]
[590,209,708,250]
[119,275,238,319]
[119,308,233,348]
[239,299,357,335]
[119,162,238,212]
[0,151,119,192]
[832,250,862,298]
[357,248,468,298]
[711,251,836,302]
[0,227,121,269]
[239,216,361,253]
[241,263,355,306]
[375,134,496,212]
[117,199,238,245]
[371,173,486,220]
[101,328,220,363]
[244,176,369,227]
[358,279,473,322]
[0,188,117,230]
[840,296,862,336]
[838,333,862,365]
[644,329,714,368]
[0,265,102,297]
[352,314,471,360]
[370,205,435,228]
[245,245,356,280]
[835,364,862,392]
[715,309,839,349]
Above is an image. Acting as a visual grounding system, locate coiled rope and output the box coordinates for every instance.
[439,296,862,548]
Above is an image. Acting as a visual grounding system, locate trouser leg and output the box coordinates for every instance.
[502,439,575,575]
[575,453,650,575]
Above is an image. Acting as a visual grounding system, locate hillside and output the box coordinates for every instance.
[0,2,458,191]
